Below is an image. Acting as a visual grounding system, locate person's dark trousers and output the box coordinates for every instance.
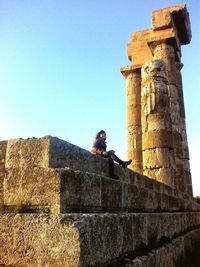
[108,157,119,180]
[110,154,123,165]
[108,157,114,178]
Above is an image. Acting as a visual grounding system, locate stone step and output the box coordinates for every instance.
[4,135,124,178]
[1,212,200,266]
[119,228,200,267]
[0,136,197,203]
[2,166,200,214]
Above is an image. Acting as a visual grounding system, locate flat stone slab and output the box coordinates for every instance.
[4,136,121,178]
[0,212,200,266]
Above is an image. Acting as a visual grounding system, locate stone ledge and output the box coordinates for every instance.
[2,136,127,180]
[0,212,200,266]
[1,136,198,213]
[2,167,200,214]
[0,136,196,200]
[123,228,200,266]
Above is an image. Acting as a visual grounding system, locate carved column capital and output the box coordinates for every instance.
[120,65,141,78]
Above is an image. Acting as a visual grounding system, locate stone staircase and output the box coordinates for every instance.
[0,136,200,266]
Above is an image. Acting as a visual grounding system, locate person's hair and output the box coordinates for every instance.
[95,130,106,139]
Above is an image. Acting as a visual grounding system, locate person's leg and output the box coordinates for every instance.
[110,153,123,165]
[108,157,119,180]
[110,153,132,169]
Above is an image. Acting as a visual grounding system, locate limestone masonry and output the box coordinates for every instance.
[1,4,200,267]
[121,3,193,196]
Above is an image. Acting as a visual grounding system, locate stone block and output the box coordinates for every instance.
[3,164,197,214]
[129,163,143,175]
[127,37,153,66]
[4,136,129,181]
[142,130,173,149]
[128,171,146,187]
[1,212,200,266]
[152,8,172,30]
[143,167,175,187]
[147,113,171,131]
[130,229,200,267]
[3,167,61,213]
[143,148,175,168]
[59,169,101,212]
[173,132,183,155]
[101,176,122,210]
[5,137,49,168]
[122,183,157,211]
[0,214,80,267]
[128,149,142,161]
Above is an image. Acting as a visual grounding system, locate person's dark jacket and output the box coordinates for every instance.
[91,138,107,156]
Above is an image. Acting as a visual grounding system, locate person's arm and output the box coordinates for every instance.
[91,139,107,156]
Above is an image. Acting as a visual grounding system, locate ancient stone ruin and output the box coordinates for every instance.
[121,3,193,196]
[0,4,200,267]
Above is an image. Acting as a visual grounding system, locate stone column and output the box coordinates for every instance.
[141,60,175,187]
[175,62,193,195]
[152,41,190,194]
[121,66,143,174]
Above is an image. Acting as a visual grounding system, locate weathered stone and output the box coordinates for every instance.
[59,169,102,212]
[152,4,191,44]
[122,67,143,174]
[121,4,193,195]
[127,28,176,66]
[152,6,174,30]
[0,214,81,267]
[5,137,49,168]
[153,43,178,86]
[2,165,191,214]
[3,136,128,181]
[147,113,172,131]
[143,148,175,168]
[143,167,175,186]
[0,141,7,166]
[1,213,200,267]
[0,141,7,210]
[0,5,197,266]
[142,130,173,149]
[3,167,61,213]
[2,142,198,215]
[0,134,200,266]
[128,229,200,267]
[141,60,175,187]
[141,60,167,80]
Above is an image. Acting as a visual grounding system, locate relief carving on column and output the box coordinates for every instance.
[121,4,193,195]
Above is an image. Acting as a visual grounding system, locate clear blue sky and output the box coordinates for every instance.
[0,0,199,196]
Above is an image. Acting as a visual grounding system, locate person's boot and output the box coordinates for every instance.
[121,160,132,169]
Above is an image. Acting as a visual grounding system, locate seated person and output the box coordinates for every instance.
[91,130,132,179]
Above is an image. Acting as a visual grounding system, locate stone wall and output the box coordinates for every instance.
[1,212,200,266]
[0,136,200,266]
[124,228,200,267]
[1,136,199,215]
[0,5,198,266]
